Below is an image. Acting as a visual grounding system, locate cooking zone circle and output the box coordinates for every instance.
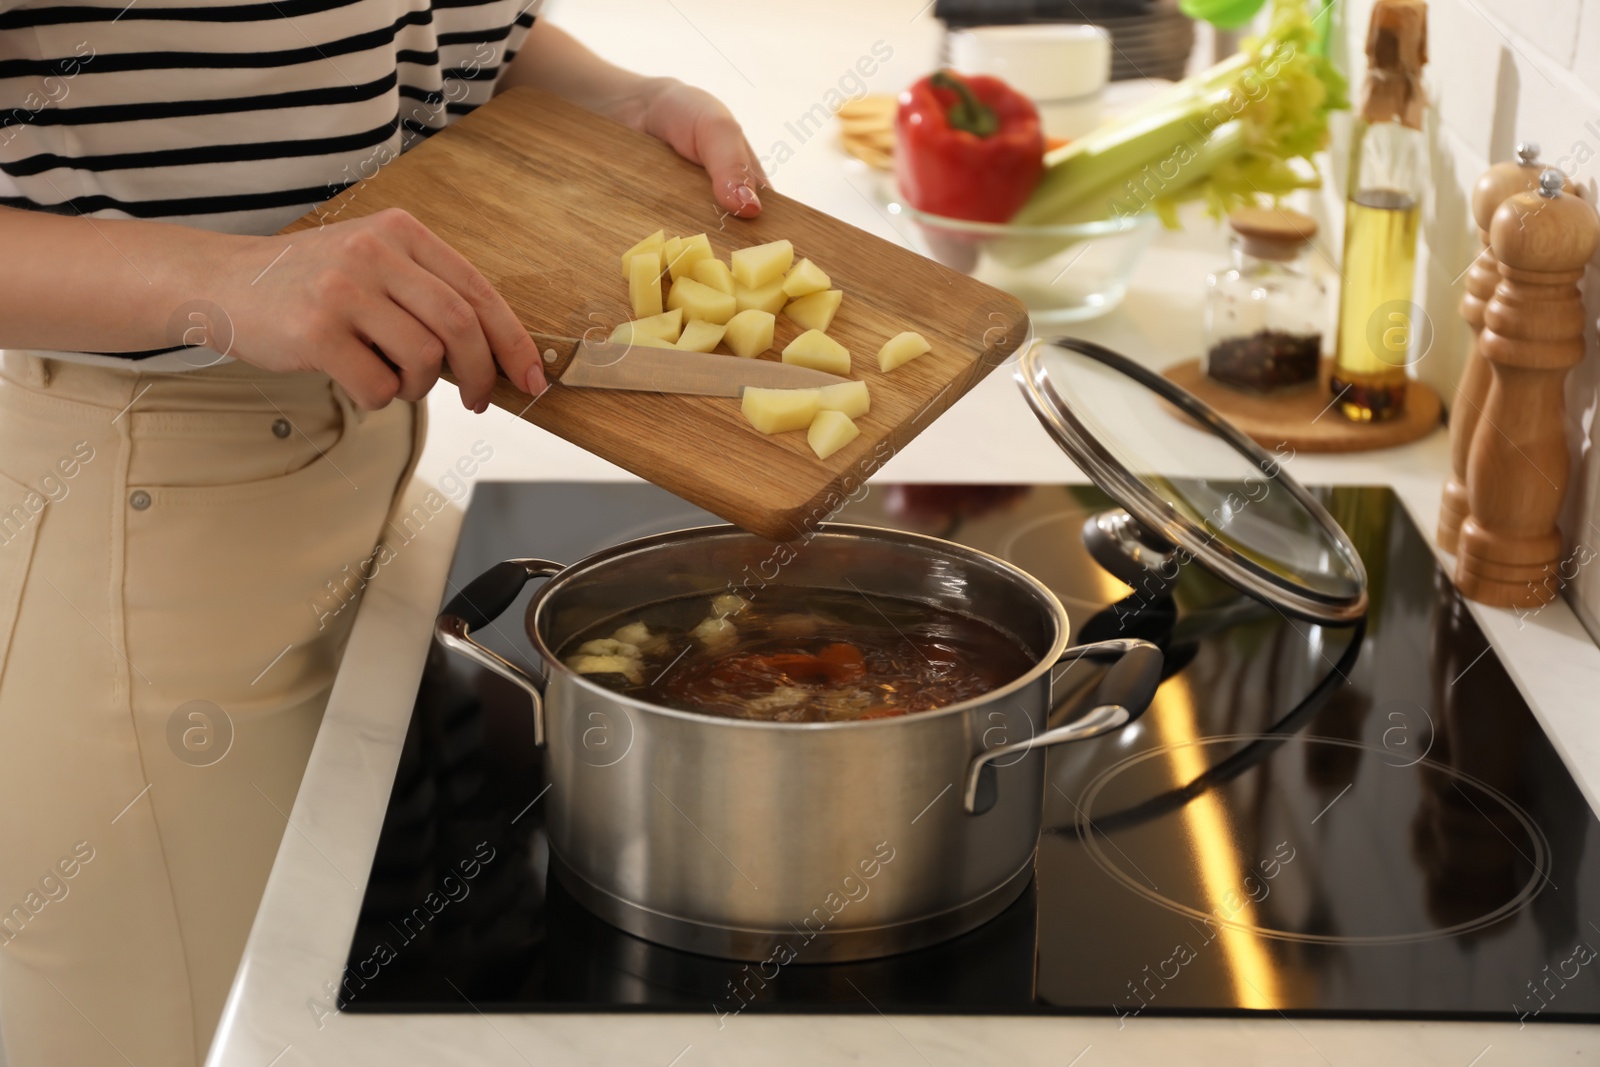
[1073,733,1550,945]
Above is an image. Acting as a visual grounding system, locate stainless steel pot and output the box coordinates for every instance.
[437,523,1160,963]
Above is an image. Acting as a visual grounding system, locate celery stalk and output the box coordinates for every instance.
[1012,84,1241,228]
[1011,0,1347,232]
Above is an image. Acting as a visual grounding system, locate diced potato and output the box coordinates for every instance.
[626,248,663,278]
[566,643,640,684]
[566,653,643,685]
[807,410,860,460]
[741,386,820,433]
[577,638,641,658]
[782,258,831,299]
[877,331,931,373]
[723,309,775,358]
[817,380,870,419]
[735,278,788,315]
[612,622,668,654]
[782,330,850,376]
[619,229,664,279]
[693,616,737,648]
[676,319,727,352]
[628,252,663,319]
[667,276,738,325]
[665,233,713,281]
[692,258,737,295]
[783,289,843,333]
[611,622,650,643]
[711,593,749,617]
[609,308,682,345]
[731,239,794,289]
[610,332,675,349]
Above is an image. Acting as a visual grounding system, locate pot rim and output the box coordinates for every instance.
[525,522,1073,731]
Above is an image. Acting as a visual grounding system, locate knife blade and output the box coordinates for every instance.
[539,334,850,396]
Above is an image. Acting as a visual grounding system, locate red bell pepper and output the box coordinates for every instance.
[895,70,1045,224]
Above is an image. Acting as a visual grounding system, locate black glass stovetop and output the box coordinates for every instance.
[342,482,1600,1023]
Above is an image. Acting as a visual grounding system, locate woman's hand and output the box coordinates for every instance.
[610,77,768,219]
[208,208,547,411]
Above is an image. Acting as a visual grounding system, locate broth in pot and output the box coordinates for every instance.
[558,587,1034,723]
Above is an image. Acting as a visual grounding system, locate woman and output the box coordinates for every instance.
[0,4,764,1063]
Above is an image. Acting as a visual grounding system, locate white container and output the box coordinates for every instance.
[946,24,1112,140]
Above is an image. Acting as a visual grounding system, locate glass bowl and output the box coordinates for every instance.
[895,203,1158,325]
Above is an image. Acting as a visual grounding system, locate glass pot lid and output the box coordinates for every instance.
[1015,338,1368,624]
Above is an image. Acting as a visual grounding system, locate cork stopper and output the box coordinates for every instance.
[1472,144,1573,233]
[1489,175,1600,274]
[1227,206,1318,261]
[1360,0,1428,130]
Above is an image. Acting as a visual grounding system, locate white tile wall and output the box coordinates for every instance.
[1352,0,1600,638]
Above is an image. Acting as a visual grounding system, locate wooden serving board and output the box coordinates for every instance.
[279,88,1029,540]
[1161,358,1443,453]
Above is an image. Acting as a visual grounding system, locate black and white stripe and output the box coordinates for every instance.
[0,0,536,367]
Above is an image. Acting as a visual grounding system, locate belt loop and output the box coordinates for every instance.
[22,355,51,388]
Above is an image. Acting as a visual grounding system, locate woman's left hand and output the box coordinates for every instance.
[609,78,768,218]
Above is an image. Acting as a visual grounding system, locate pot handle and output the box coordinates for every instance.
[963,638,1163,815]
[434,558,564,746]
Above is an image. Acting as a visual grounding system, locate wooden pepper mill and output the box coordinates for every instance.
[1456,170,1600,608]
[1437,144,1560,552]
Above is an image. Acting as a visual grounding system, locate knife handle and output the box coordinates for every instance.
[437,332,581,397]
[528,333,582,383]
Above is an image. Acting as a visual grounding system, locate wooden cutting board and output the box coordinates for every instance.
[279,88,1029,540]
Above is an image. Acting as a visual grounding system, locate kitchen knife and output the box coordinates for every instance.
[435,333,851,397]
[537,333,850,396]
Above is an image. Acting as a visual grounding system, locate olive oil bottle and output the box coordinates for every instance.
[1331,0,1428,421]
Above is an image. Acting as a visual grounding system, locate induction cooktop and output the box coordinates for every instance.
[340,482,1600,1023]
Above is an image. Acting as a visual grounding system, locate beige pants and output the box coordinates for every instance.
[0,354,422,1066]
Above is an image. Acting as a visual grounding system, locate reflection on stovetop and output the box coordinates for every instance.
[341,483,1600,1022]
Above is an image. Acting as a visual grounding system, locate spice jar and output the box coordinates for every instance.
[1203,207,1327,391]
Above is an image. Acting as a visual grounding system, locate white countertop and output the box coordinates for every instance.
[208,2,1600,1063]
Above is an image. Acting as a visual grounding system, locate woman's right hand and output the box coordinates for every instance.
[208,208,546,411]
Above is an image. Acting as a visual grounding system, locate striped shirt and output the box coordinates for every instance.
[0,0,536,368]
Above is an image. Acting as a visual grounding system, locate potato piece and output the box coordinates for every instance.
[741,386,821,433]
[711,593,749,617]
[783,289,843,333]
[619,229,664,279]
[613,623,668,654]
[807,410,860,460]
[692,616,737,648]
[731,239,794,289]
[782,330,850,376]
[692,258,737,295]
[817,380,870,419]
[665,233,713,281]
[676,319,727,353]
[628,252,663,319]
[610,332,675,349]
[723,309,775,358]
[611,622,655,648]
[667,276,738,325]
[566,653,643,685]
[782,258,831,299]
[625,248,662,278]
[609,308,683,345]
[577,638,640,658]
[877,331,931,373]
[735,278,788,315]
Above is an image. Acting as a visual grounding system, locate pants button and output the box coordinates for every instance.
[129,489,152,511]
[272,418,292,439]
